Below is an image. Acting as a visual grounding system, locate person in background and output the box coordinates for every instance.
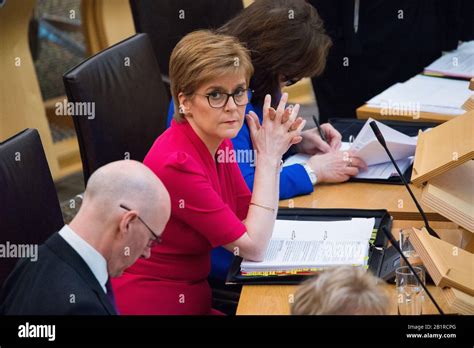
[112,30,305,315]
[309,0,474,122]
[291,267,389,315]
[0,161,171,315]
[209,0,368,282]
[219,0,367,200]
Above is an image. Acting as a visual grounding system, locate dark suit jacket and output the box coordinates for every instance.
[0,232,117,315]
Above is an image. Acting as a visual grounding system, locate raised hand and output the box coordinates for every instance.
[246,93,305,163]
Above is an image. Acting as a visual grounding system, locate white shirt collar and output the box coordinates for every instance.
[59,225,108,294]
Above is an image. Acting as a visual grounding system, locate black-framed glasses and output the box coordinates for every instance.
[119,204,162,247]
[194,88,253,109]
[282,76,302,87]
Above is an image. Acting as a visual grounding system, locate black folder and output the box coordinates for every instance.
[226,208,392,285]
[328,118,438,185]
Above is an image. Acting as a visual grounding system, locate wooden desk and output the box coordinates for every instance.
[236,284,452,315]
[356,104,454,123]
[280,182,447,221]
[237,221,460,315]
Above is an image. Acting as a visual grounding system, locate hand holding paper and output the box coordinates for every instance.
[349,118,417,166]
[284,118,418,180]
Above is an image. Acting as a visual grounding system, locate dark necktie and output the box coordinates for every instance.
[105,278,119,314]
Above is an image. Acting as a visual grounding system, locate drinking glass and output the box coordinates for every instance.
[396,266,425,315]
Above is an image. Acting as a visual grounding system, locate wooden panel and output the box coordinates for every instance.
[411,228,474,295]
[283,78,315,105]
[422,162,474,232]
[0,0,60,177]
[82,0,136,55]
[411,111,474,186]
[462,95,474,111]
[391,220,466,247]
[279,182,447,221]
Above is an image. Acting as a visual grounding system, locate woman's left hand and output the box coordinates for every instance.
[293,123,342,155]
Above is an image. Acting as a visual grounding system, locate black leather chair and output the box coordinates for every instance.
[130,0,244,93]
[63,33,169,184]
[0,129,64,287]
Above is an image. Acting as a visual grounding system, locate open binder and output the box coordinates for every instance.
[226,208,392,285]
[328,118,437,185]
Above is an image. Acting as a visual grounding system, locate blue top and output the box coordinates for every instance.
[167,101,313,279]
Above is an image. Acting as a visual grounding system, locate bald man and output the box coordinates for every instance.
[0,160,170,315]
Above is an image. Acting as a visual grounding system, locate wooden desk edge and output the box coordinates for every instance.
[356,104,454,123]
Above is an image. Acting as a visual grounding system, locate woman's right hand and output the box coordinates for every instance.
[306,150,367,183]
[246,93,306,164]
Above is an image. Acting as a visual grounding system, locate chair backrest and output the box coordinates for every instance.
[0,129,64,287]
[63,33,169,184]
[129,0,244,77]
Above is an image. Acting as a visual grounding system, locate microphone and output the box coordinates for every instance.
[380,226,444,315]
[369,121,440,239]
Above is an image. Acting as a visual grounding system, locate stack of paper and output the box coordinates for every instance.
[240,218,375,276]
[421,161,474,232]
[349,118,417,166]
[442,287,474,315]
[424,41,474,79]
[366,75,471,115]
[283,118,416,180]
